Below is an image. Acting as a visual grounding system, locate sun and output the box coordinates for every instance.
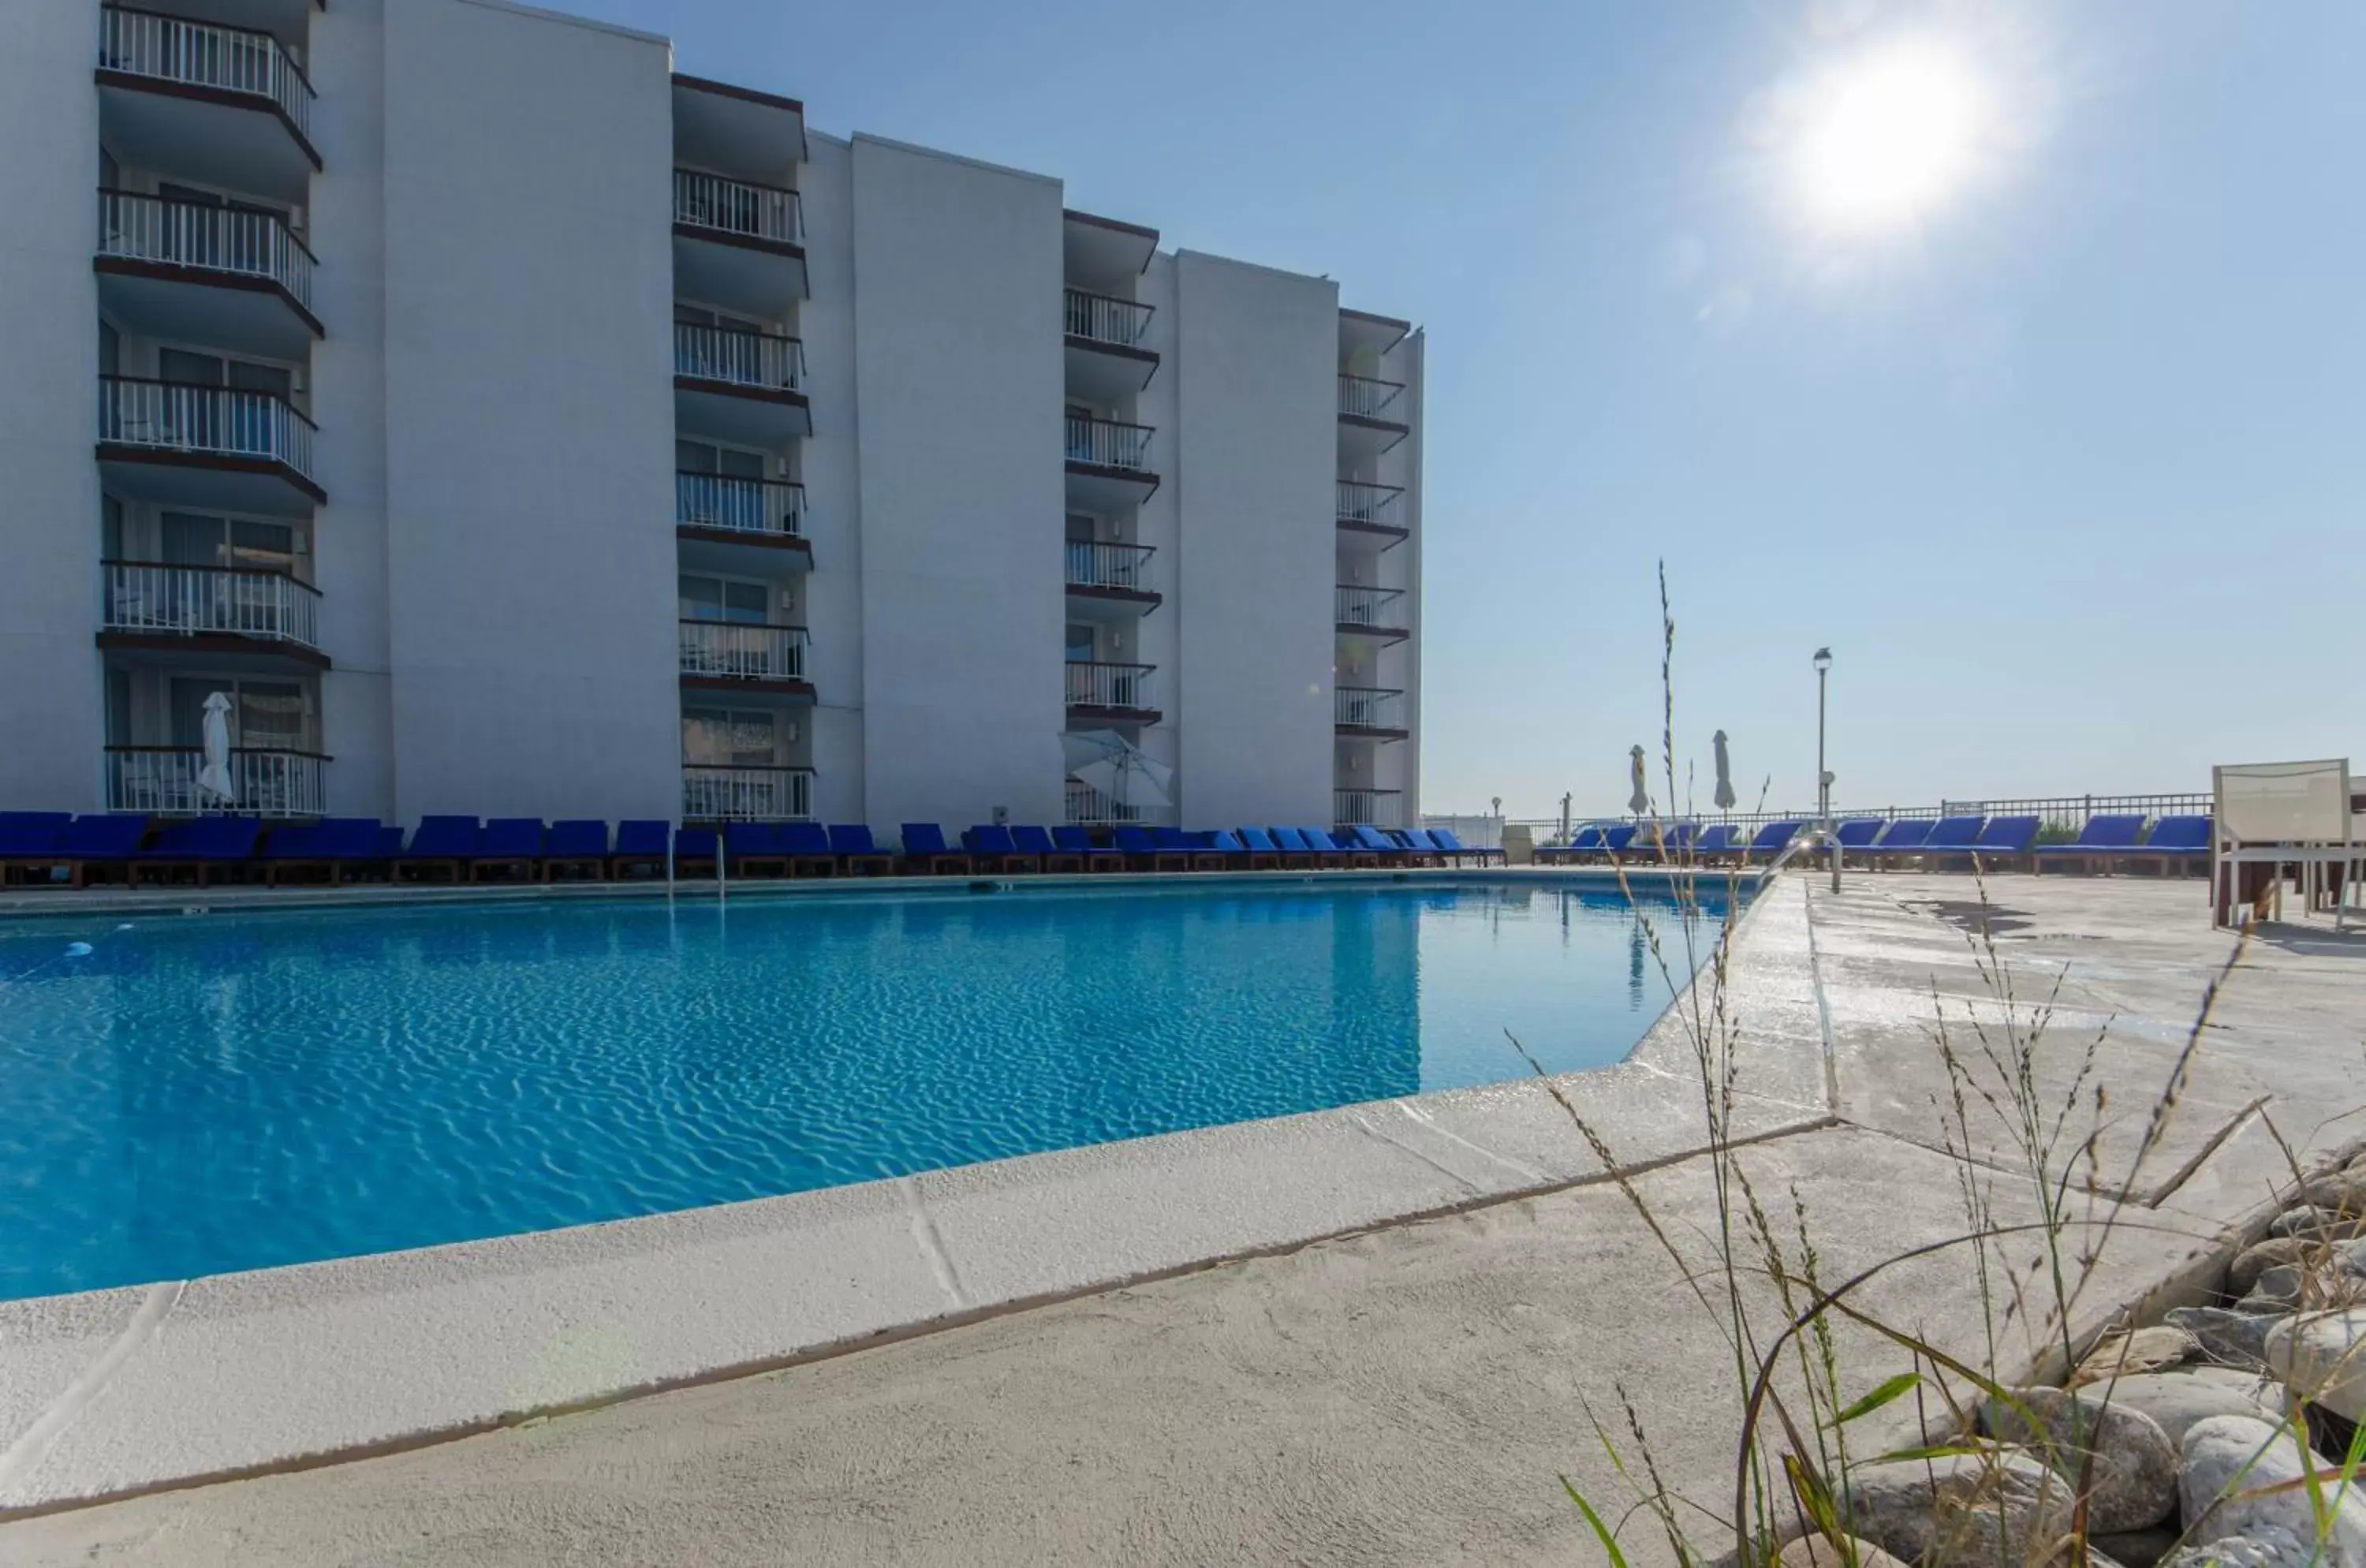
[1793,41,1990,233]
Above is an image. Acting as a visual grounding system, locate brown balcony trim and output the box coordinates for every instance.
[1339,411,1411,442]
[675,525,812,558]
[101,556,317,588]
[671,222,807,267]
[674,73,804,118]
[95,443,329,506]
[1335,622,1410,644]
[1062,459,1161,497]
[1062,207,1159,252]
[94,69,323,173]
[679,673,815,701]
[93,253,326,338]
[673,375,812,412]
[98,629,330,668]
[1063,333,1159,371]
[1334,723,1410,742]
[1340,307,1413,352]
[1336,521,1410,551]
[107,743,332,760]
[1065,583,1163,610]
[1066,704,1163,726]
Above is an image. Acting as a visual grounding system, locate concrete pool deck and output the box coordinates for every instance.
[5,872,2364,1563]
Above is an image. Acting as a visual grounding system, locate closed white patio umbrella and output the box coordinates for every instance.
[1712,730,1737,813]
[197,690,237,807]
[1627,745,1650,817]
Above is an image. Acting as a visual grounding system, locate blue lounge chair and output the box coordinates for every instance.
[1823,819,1887,864]
[1427,827,1501,866]
[612,820,670,879]
[1928,813,2037,872]
[265,818,383,885]
[1541,826,1600,866]
[964,824,1038,874]
[724,821,785,877]
[899,823,970,875]
[1239,827,1294,868]
[2129,815,2211,877]
[1270,827,1330,868]
[1917,816,1988,857]
[1578,824,1639,864]
[132,815,260,887]
[1862,818,1937,870]
[778,820,838,876]
[1150,825,1221,871]
[1010,824,1078,873]
[23,815,152,887]
[1206,828,1267,868]
[0,812,72,886]
[1745,819,1807,864]
[1692,823,1745,864]
[1116,824,1185,871]
[829,824,895,875]
[471,818,546,882]
[1390,828,1446,866]
[544,819,610,881]
[400,816,479,882]
[1349,824,1409,864]
[1304,827,1373,866]
[2034,814,2146,876]
[674,826,719,876]
[1641,821,1700,860]
[1054,825,1125,871]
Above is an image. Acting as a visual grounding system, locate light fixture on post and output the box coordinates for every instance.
[1813,646,1837,890]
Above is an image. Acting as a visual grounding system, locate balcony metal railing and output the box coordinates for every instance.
[678,620,808,683]
[1065,779,1170,827]
[1335,480,1406,529]
[1335,686,1405,730]
[1334,584,1406,629]
[103,560,320,648]
[99,375,317,479]
[676,472,804,539]
[106,745,326,817]
[673,169,803,247]
[681,764,813,822]
[1062,288,1155,349]
[1064,414,1153,472]
[99,6,314,140]
[1338,373,1407,420]
[675,323,805,393]
[1064,539,1155,593]
[1065,660,1155,711]
[98,189,315,308]
[1334,789,1404,829]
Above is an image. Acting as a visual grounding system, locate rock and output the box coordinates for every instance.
[2178,1414,2366,1559]
[2076,1324,2201,1384]
[1836,1450,2073,1568]
[2092,1525,2181,1568]
[2166,1307,2285,1372]
[2068,1368,2286,1447]
[2268,1206,2366,1243]
[1777,1534,1913,1568]
[2264,1309,2366,1422]
[2158,1529,2318,1568]
[2230,1239,2312,1297]
[1985,1386,2178,1533]
[2301,1171,2366,1215]
[2237,1264,2304,1312]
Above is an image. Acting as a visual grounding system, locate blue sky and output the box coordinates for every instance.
[574,0,2365,819]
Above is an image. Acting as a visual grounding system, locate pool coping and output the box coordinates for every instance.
[0,870,1806,1516]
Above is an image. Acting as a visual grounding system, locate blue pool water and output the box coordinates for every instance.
[0,879,1729,1300]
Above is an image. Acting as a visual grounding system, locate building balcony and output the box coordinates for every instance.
[674,472,811,572]
[674,323,812,444]
[98,375,323,513]
[673,74,805,190]
[677,620,812,700]
[1063,539,1159,616]
[673,168,807,313]
[1334,584,1409,644]
[99,560,326,672]
[1334,685,1408,741]
[97,6,319,203]
[681,763,813,823]
[1065,660,1159,725]
[1334,788,1404,830]
[1335,480,1409,549]
[106,744,327,818]
[1065,779,1172,828]
[1064,414,1158,510]
[1338,373,1410,457]
[96,189,321,357]
[1063,287,1157,399]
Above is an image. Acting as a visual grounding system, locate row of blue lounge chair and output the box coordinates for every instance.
[0,812,1504,890]
[1538,813,2215,875]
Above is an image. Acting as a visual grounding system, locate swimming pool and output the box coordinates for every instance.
[0,879,1731,1300]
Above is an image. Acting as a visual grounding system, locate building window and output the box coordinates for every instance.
[678,574,771,625]
[681,707,777,767]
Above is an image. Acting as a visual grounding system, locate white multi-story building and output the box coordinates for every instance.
[0,0,1423,834]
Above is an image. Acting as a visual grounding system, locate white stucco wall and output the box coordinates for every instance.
[849,136,1065,832]
[797,133,866,827]
[379,0,679,824]
[1171,252,1338,831]
[0,2,104,811]
[308,0,395,823]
